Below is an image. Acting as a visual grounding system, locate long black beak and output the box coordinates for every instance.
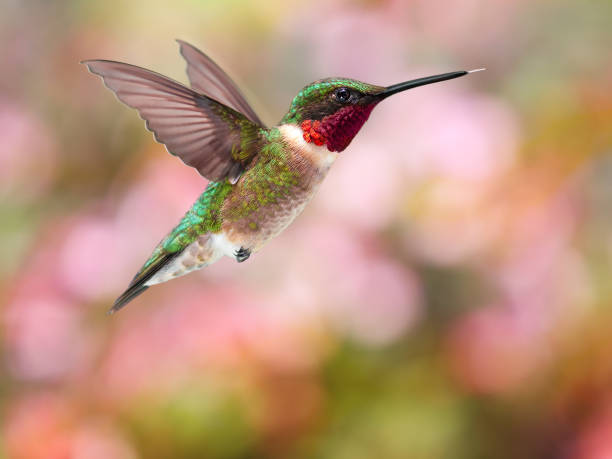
[378,68,485,99]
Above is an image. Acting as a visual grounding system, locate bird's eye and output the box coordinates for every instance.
[334,87,351,103]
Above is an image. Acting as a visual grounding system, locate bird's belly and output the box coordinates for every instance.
[146,234,223,285]
[253,191,314,246]
[221,185,318,252]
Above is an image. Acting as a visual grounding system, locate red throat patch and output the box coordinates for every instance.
[301,119,325,146]
[300,103,377,152]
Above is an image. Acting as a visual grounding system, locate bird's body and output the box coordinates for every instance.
[83,41,481,312]
[144,124,336,288]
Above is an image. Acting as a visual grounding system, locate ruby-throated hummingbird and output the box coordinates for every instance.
[83,41,483,313]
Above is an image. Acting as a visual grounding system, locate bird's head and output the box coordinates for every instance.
[281,70,483,152]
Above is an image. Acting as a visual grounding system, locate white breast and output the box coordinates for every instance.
[278,124,338,171]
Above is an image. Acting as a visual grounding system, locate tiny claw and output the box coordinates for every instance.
[234,247,251,263]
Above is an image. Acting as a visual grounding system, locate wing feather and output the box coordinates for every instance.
[83,59,262,182]
[176,40,264,126]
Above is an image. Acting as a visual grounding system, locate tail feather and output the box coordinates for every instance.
[109,285,150,314]
[109,250,183,314]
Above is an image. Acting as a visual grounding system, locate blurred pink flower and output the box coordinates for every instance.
[98,286,324,400]
[285,2,405,80]
[402,179,502,265]
[69,424,137,459]
[493,181,583,308]
[0,99,57,198]
[313,136,403,230]
[3,393,136,459]
[572,402,612,459]
[286,221,423,346]
[410,0,528,59]
[4,221,98,382]
[4,291,92,381]
[472,174,586,340]
[55,154,207,303]
[383,88,519,182]
[58,215,124,301]
[445,305,550,394]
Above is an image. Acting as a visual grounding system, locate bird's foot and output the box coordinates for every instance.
[234,247,251,263]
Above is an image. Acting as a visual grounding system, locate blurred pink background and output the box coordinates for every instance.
[1,0,611,457]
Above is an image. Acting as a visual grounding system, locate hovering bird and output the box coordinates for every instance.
[83,41,483,313]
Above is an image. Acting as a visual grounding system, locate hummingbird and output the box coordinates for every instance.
[83,40,483,313]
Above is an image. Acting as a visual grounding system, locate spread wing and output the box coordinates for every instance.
[83,60,263,183]
[176,40,264,126]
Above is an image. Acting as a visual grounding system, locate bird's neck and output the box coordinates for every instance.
[278,124,338,172]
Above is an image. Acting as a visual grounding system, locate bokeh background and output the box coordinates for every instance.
[2,0,612,457]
